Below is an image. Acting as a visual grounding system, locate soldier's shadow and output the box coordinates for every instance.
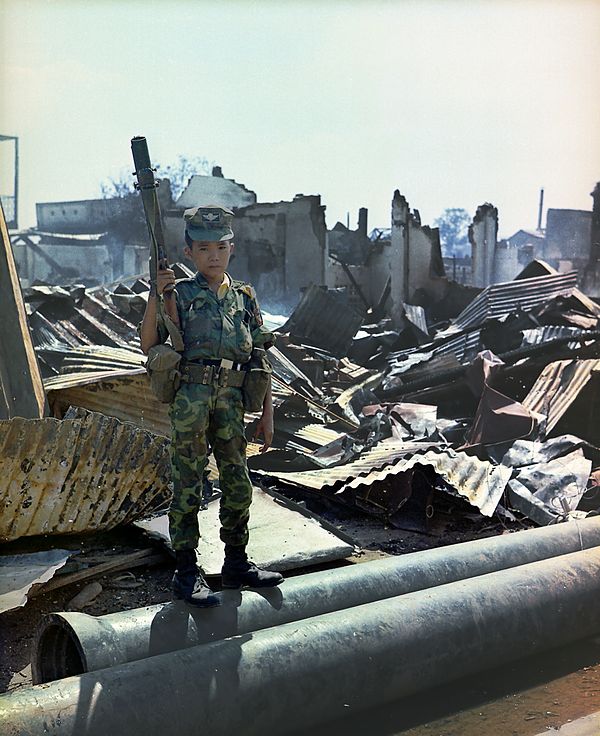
[70,586,285,734]
[146,586,285,720]
[148,584,284,653]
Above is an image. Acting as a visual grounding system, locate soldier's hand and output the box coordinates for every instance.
[253,413,273,453]
[156,267,176,295]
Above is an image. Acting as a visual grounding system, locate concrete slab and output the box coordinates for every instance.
[135,486,355,575]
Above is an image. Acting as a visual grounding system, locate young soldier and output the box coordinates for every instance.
[140,204,283,607]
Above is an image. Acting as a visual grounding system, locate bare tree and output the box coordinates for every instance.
[99,154,213,244]
[434,208,471,257]
[158,155,213,200]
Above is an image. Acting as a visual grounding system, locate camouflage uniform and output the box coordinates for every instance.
[168,271,274,551]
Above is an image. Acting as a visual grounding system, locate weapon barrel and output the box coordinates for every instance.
[130,136,167,272]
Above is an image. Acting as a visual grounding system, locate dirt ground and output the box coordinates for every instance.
[0,497,524,694]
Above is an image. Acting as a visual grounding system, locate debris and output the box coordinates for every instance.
[0,190,47,418]
[32,549,165,597]
[507,450,592,525]
[67,581,103,610]
[0,407,171,541]
[108,573,143,590]
[281,284,366,357]
[0,549,72,614]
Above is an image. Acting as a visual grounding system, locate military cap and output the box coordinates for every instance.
[183,204,234,242]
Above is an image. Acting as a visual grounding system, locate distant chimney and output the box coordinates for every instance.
[537,188,544,230]
[212,166,223,178]
[358,207,368,237]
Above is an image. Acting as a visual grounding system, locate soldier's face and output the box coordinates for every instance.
[185,240,234,279]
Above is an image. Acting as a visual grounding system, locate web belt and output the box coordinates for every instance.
[180,359,248,387]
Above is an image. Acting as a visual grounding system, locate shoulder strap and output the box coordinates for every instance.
[157,297,185,352]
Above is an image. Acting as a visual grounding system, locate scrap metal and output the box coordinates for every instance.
[0,407,171,542]
[0,549,72,614]
[522,358,600,436]
[0,198,47,418]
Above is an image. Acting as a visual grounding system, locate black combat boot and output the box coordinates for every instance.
[221,544,284,589]
[172,549,220,607]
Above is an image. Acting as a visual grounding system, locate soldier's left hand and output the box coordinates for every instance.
[253,413,274,453]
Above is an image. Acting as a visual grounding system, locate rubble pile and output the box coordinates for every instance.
[16,257,600,537]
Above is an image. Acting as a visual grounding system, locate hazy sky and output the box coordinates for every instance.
[1,0,599,238]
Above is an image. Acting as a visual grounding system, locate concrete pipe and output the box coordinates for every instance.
[2,547,600,736]
[33,517,600,682]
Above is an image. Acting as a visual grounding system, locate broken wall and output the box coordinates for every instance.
[469,203,498,288]
[36,199,121,234]
[544,208,592,275]
[389,190,447,325]
[11,240,148,287]
[174,173,257,210]
[165,189,327,309]
[492,240,521,283]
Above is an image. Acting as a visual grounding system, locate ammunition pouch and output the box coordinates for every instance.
[146,344,182,403]
[242,348,272,412]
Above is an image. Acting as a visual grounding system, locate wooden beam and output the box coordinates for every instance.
[0,203,47,418]
[31,549,167,596]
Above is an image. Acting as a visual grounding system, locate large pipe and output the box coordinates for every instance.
[33,518,600,682]
[3,548,600,736]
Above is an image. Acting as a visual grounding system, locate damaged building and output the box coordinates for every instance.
[164,168,328,309]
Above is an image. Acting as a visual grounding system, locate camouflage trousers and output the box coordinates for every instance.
[168,382,253,551]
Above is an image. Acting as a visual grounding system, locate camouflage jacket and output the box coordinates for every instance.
[171,272,274,363]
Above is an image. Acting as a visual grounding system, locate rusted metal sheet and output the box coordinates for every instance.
[46,365,294,438]
[522,359,600,436]
[0,408,171,542]
[46,371,170,437]
[45,345,145,375]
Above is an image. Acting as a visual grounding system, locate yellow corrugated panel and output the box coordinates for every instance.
[0,410,171,542]
[47,373,172,438]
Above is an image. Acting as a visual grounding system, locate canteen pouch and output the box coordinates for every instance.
[242,348,272,412]
[146,344,182,403]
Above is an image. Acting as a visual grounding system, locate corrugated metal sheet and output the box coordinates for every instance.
[0,409,171,542]
[387,330,481,376]
[521,326,588,347]
[46,370,293,438]
[294,424,347,447]
[46,372,170,437]
[522,359,600,435]
[268,346,324,399]
[339,448,512,517]
[444,271,579,333]
[403,302,429,336]
[281,284,365,357]
[257,438,511,516]
[255,438,443,491]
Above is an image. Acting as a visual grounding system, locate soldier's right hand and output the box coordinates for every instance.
[156,267,176,295]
